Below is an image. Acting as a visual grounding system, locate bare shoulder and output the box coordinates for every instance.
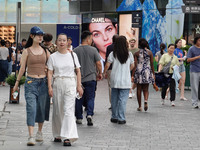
[134,50,140,56]
[21,49,28,56]
[146,49,153,55]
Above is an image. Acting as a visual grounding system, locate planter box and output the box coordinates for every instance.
[9,86,20,104]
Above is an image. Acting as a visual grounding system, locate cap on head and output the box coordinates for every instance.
[30,26,44,35]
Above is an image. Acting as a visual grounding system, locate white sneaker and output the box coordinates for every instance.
[129,93,133,98]
[171,101,175,106]
[27,136,35,146]
[35,131,43,142]
[161,99,165,105]
[180,97,188,101]
[76,119,82,124]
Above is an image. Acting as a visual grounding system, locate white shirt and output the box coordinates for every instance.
[0,47,9,60]
[14,53,22,62]
[108,52,134,88]
[47,51,80,78]
[100,55,105,73]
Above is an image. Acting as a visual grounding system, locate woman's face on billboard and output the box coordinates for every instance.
[89,18,117,59]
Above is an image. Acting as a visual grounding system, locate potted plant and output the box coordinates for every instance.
[6,75,26,104]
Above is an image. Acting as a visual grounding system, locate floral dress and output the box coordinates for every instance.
[134,49,154,84]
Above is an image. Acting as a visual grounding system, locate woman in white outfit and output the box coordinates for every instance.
[47,33,83,146]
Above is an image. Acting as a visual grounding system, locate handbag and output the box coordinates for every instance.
[71,52,77,75]
[155,72,171,87]
[161,56,173,74]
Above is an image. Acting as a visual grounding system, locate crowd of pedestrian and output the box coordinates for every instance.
[1,25,200,147]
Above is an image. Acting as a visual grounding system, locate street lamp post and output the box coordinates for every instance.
[15,2,21,78]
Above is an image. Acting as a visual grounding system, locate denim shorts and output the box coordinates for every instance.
[25,76,50,126]
[179,64,185,73]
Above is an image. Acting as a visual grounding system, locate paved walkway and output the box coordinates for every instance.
[0,79,200,150]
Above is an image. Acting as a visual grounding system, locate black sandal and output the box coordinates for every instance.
[63,139,71,146]
[144,102,148,111]
[54,138,62,142]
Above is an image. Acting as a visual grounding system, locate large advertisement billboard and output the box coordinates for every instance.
[119,13,142,49]
[82,13,118,69]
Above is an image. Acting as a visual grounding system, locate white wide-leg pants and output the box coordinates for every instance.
[52,77,78,141]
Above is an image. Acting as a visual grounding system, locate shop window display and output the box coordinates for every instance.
[0,26,15,43]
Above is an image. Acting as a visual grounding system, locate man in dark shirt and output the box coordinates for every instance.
[18,39,27,54]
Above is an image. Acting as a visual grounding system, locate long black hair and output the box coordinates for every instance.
[139,38,148,49]
[25,33,45,48]
[25,34,35,48]
[160,43,166,55]
[113,35,129,64]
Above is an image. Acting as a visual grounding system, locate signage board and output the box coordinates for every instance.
[183,0,200,4]
[132,11,142,28]
[57,24,80,49]
[182,6,200,14]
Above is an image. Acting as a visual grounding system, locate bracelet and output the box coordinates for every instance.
[16,80,20,82]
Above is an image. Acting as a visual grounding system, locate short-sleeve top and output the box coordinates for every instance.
[108,51,134,88]
[159,53,179,74]
[47,51,80,78]
[187,45,200,72]
[74,45,100,83]
[174,48,184,64]
[0,47,9,60]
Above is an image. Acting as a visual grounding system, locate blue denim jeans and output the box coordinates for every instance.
[25,76,50,126]
[111,88,130,121]
[0,60,8,82]
[75,80,96,119]
[7,61,13,75]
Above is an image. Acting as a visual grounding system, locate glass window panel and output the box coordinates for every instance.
[184,14,200,45]
[0,0,82,23]
[0,0,6,22]
[42,13,57,23]
[7,0,22,10]
[6,12,17,22]
[5,0,22,22]
[60,14,77,23]
[23,0,40,12]
[42,0,58,12]
[60,0,69,12]
[23,12,40,23]
[41,0,58,23]
[23,0,40,23]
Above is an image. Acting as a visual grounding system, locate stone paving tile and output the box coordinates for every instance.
[1,80,200,150]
